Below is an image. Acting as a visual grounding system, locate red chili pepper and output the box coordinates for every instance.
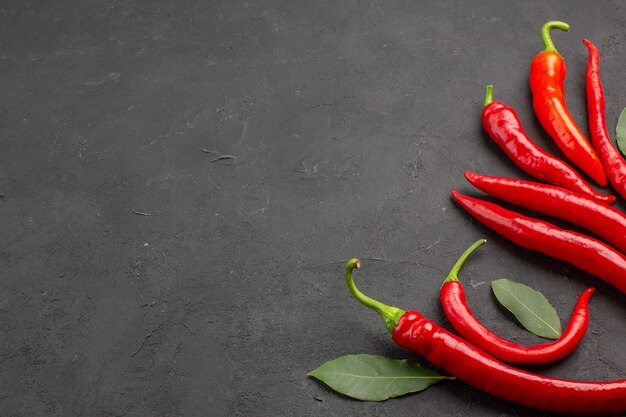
[530,21,606,186]
[451,189,626,294]
[464,171,626,254]
[440,240,594,364]
[482,85,614,204]
[583,38,626,199]
[345,251,626,415]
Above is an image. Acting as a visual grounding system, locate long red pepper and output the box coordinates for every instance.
[451,189,626,294]
[464,172,626,253]
[441,240,594,364]
[530,21,606,185]
[345,251,626,415]
[583,38,626,199]
[482,85,614,204]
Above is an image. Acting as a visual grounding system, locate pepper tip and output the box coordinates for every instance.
[464,171,477,183]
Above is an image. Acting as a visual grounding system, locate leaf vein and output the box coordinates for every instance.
[322,372,449,380]
[498,285,559,336]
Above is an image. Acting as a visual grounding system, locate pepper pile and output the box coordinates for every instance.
[346,251,626,415]
[333,20,626,415]
[454,21,626,288]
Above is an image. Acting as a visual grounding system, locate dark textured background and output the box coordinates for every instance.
[2,1,626,416]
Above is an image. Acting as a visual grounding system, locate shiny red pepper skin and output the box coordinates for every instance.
[530,21,606,185]
[482,91,614,204]
[451,189,626,294]
[465,172,626,253]
[441,279,594,364]
[392,311,626,415]
[583,39,626,199]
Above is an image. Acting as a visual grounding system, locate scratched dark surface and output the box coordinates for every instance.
[1,1,626,416]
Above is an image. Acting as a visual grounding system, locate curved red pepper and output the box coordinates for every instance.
[465,171,626,254]
[451,189,626,294]
[440,240,594,364]
[530,21,606,185]
[583,38,626,199]
[482,85,613,203]
[345,254,626,415]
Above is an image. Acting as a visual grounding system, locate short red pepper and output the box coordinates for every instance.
[530,21,606,185]
[345,250,626,415]
[440,239,594,364]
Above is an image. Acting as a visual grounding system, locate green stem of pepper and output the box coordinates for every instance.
[346,239,488,332]
[442,239,486,284]
[541,21,570,53]
[483,85,494,108]
[344,258,405,333]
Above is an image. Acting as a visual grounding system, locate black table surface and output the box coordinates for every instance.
[2,1,626,416]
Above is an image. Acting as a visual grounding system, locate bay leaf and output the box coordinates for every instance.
[491,279,562,339]
[615,107,626,157]
[308,354,451,401]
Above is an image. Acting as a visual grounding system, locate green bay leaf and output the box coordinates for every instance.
[491,279,562,339]
[616,107,626,157]
[308,354,451,401]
